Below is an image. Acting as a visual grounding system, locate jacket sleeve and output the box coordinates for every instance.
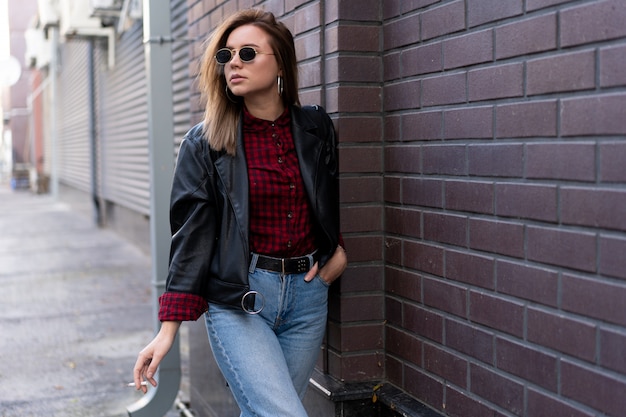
[158,131,216,321]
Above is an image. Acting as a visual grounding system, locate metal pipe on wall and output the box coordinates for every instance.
[126,1,180,415]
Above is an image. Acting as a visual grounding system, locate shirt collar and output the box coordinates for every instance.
[243,106,290,132]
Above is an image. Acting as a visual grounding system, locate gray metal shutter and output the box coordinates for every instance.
[171,0,190,150]
[56,40,91,192]
[97,22,150,215]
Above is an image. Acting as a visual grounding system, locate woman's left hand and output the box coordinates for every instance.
[304,245,347,285]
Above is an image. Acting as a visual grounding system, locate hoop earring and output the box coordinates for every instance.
[225,85,238,103]
[277,75,284,96]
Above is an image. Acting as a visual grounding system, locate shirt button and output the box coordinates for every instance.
[289,183,295,189]
[287,240,292,248]
[287,212,293,219]
[278,157,283,164]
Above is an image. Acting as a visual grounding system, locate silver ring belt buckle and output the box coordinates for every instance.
[241,290,265,315]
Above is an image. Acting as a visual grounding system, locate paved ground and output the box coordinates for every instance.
[0,183,185,417]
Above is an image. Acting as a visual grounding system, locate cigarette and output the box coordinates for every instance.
[127,381,149,387]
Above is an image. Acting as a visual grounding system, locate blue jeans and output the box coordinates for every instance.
[205,265,329,417]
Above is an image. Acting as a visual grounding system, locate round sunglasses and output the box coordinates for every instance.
[215,47,274,64]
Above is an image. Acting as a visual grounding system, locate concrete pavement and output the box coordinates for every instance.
[0,183,184,417]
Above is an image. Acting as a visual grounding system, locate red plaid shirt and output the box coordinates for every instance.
[243,107,317,257]
[159,108,319,321]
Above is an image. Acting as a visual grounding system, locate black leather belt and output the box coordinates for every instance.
[253,253,316,275]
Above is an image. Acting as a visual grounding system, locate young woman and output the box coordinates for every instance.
[133,9,347,417]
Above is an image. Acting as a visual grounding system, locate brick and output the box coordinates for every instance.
[327,24,379,53]
[562,274,626,326]
[561,187,626,232]
[405,304,444,343]
[470,363,524,414]
[402,42,443,76]
[527,142,596,182]
[422,145,467,175]
[445,319,494,364]
[385,114,402,141]
[385,236,403,266]
[443,29,493,70]
[330,351,384,381]
[386,267,421,302]
[403,178,444,208]
[469,63,524,102]
[444,106,493,139]
[496,100,558,138]
[340,265,383,292]
[342,235,383,263]
[384,80,420,112]
[326,0,380,22]
[527,388,595,417]
[325,55,381,83]
[527,226,596,272]
[527,49,595,95]
[331,323,384,352]
[421,0,465,40]
[386,326,422,364]
[600,141,626,182]
[405,241,444,277]
[561,0,626,47]
[495,183,558,222]
[341,206,382,234]
[340,177,382,203]
[423,277,467,318]
[385,356,402,387]
[467,0,523,27]
[404,367,444,411]
[385,145,420,174]
[496,337,558,391]
[340,146,382,173]
[469,218,525,258]
[403,110,443,141]
[385,293,403,326]
[469,291,524,337]
[495,13,557,59]
[424,344,468,388]
[384,176,401,204]
[445,180,494,214]
[562,359,626,417]
[468,144,524,177]
[335,116,382,143]
[446,387,509,417]
[338,294,384,322]
[384,51,402,81]
[328,85,381,113]
[446,250,495,289]
[423,212,467,247]
[293,2,320,34]
[496,260,559,307]
[561,93,626,136]
[600,328,626,374]
[385,206,421,238]
[422,73,466,107]
[299,60,322,88]
[599,235,626,280]
[600,44,626,87]
[527,307,596,362]
[383,13,420,50]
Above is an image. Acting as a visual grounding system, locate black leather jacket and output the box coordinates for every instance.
[164,105,340,312]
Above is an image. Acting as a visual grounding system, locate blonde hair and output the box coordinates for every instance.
[198,9,300,155]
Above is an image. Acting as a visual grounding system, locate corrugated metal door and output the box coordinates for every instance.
[98,22,150,215]
[171,0,190,150]
[56,40,91,192]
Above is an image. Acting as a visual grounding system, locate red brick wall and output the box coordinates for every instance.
[187,1,626,416]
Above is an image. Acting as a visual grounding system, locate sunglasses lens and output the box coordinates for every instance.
[215,49,232,64]
[239,47,257,62]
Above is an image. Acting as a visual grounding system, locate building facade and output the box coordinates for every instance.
[19,1,626,416]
